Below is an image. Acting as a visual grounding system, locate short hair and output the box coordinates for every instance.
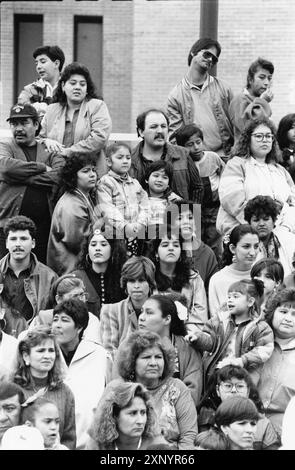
[21,397,58,424]
[251,258,284,284]
[60,154,97,192]
[188,37,221,66]
[0,381,25,404]
[105,142,131,161]
[54,62,100,104]
[53,299,89,336]
[88,380,157,449]
[3,216,37,240]
[14,326,63,391]
[234,117,281,164]
[221,224,259,268]
[244,195,279,223]
[33,45,65,71]
[246,57,274,89]
[277,113,295,150]
[264,288,295,326]
[120,256,156,292]
[52,274,86,301]
[136,108,169,134]
[117,331,176,382]
[144,160,174,187]
[228,278,264,314]
[215,397,259,428]
[195,428,230,450]
[165,199,196,233]
[146,294,187,336]
[174,124,204,147]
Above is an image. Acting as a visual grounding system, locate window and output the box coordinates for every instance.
[74,17,103,95]
[14,15,43,102]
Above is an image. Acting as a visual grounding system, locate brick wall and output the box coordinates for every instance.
[1,0,294,131]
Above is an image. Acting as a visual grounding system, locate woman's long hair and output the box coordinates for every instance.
[148,236,191,292]
[14,326,63,391]
[77,223,127,302]
[147,294,187,337]
[59,154,98,204]
[234,117,282,164]
[88,380,157,449]
[53,62,101,105]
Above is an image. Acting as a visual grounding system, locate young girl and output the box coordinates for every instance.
[22,397,68,450]
[250,258,284,315]
[188,278,274,385]
[97,142,149,256]
[144,160,181,237]
[277,113,295,182]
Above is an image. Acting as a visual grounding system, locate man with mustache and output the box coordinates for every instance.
[0,216,57,325]
[229,57,274,143]
[0,103,64,263]
[166,38,234,163]
[131,108,203,204]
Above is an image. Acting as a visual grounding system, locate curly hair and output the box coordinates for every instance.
[53,62,101,104]
[14,326,63,391]
[148,236,192,292]
[77,223,127,302]
[277,113,295,150]
[198,365,264,414]
[144,294,187,337]
[117,331,176,382]
[88,380,157,449]
[60,154,97,202]
[244,195,279,224]
[234,118,281,164]
[220,224,259,268]
[3,215,37,240]
[264,288,295,328]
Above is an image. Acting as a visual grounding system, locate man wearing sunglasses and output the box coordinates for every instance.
[229,57,274,143]
[167,37,234,162]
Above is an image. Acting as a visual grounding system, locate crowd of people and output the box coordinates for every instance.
[0,37,295,451]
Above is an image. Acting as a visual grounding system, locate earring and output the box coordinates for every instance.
[232,254,237,263]
[155,254,159,261]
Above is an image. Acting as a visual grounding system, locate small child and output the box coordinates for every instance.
[97,142,149,256]
[251,258,284,316]
[187,279,274,385]
[22,397,68,450]
[144,160,181,237]
[175,124,224,260]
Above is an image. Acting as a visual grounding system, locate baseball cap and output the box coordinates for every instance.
[7,103,39,122]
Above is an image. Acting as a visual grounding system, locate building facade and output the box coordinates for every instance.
[1,0,295,131]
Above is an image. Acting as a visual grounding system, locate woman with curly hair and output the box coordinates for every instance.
[47,153,102,275]
[198,365,280,449]
[86,380,166,450]
[72,223,127,317]
[148,234,207,332]
[116,330,198,449]
[13,326,76,449]
[40,62,112,177]
[217,117,295,237]
[258,288,295,438]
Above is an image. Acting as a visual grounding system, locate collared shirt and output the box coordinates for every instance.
[185,75,222,153]
[2,256,35,321]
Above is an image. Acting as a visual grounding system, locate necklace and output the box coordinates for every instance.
[114,437,142,450]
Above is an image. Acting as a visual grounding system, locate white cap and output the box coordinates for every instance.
[1,425,45,450]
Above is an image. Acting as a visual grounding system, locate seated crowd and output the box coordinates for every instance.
[1,38,295,451]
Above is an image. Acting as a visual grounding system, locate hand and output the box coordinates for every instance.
[216,357,243,369]
[260,88,274,103]
[185,332,201,343]
[45,165,52,172]
[44,138,65,154]
[287,195,295,207]
[125,223,138,238]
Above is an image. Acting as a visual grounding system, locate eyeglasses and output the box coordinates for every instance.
[202,50,219,65]
[219,382,248,393]
[71,291,88,301]
[251,133,274,142]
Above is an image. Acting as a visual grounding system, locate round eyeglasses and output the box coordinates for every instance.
[219,382,248,393]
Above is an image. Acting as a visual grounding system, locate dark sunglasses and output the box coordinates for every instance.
[202,50,218,65]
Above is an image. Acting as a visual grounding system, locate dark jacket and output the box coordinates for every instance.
[131,141,203,204]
